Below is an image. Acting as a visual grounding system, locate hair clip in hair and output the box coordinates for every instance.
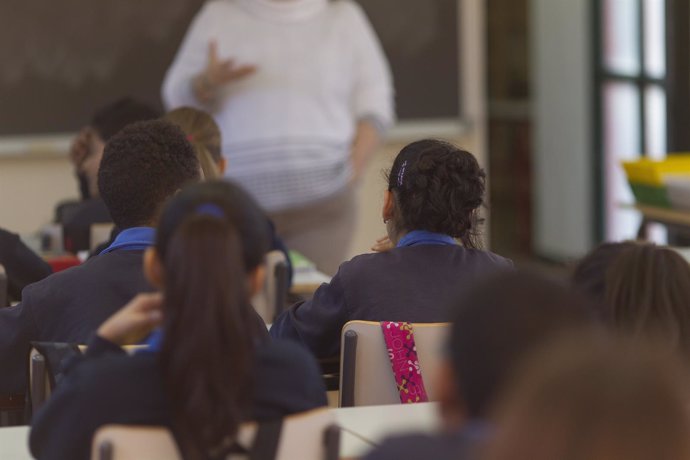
[397,160,408,188]
[195,203,225,219]
[186,134,195,142]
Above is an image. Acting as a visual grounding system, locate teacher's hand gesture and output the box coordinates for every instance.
[194,40,256,102]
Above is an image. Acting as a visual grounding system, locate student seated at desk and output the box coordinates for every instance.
[30,181,327,460]
[164,106,293,285]
[0,120,200,397]
[61,98,160,253]
[574,241,690,357]
[270,139,512,357]
[0,228,52,302]
[362,271,596,460]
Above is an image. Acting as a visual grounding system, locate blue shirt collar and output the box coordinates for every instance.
[141,328,164,352]
[396,230,457,248]
[100,227,156,255]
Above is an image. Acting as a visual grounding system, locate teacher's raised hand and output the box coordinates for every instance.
[193,40,257,103]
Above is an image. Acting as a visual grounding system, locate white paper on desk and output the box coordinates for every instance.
[293,270,331,286]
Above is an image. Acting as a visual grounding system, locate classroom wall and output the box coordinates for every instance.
[531,0,594,260]
[0,155,76,235]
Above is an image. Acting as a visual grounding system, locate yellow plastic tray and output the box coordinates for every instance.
[622,154,690,186]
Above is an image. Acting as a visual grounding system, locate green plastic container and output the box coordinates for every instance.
[629,182,671,208]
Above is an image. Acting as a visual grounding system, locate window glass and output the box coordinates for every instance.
[643,0,666,78]
[645,85,667,159]
[603,82,642,240]
[603,0,641,75]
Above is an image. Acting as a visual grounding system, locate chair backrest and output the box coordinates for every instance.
[0,264,7,307]
[29,344,147,414]
[90,223,115,252]
[339,321,450,407]
[91,408,339,460]
[29,348,50,415]
[251,250,289,324]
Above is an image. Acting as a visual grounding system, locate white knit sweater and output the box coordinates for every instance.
[162,0,394,211]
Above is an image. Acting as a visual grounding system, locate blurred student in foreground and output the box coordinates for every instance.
[362,271,595,460]
[484,335,690,460]
[30,181,327,460]
[573,241,690,357]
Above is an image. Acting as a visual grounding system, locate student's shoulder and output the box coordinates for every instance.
[362,432,466,460]
[21,252,142,303]
[362,433,441,460]
[338,251,394,272]
[461,247,514,268]
[0,227,19,244]
[0,228,24,257]
[24,254,106,291]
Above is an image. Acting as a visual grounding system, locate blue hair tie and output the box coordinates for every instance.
[195,203,225,219]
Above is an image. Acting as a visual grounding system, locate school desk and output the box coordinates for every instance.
[334,402,440,458]
[0,402,439,459]
[624,203,690,239]
[291,268,331,296]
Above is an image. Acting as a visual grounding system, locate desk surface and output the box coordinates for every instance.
[0,403,438,460]
[291,269,331,296]
[627,204,690,227]
[0,426,30,460]
[334,402,439,458]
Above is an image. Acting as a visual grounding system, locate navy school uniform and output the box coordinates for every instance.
[29,335,328,460]
[362,422,491,460]
[0,228,156,396]
[270,231,513,358]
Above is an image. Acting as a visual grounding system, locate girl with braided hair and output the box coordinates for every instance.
[271,139,512,358]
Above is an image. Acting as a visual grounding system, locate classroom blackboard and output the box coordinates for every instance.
[0,0,459,136]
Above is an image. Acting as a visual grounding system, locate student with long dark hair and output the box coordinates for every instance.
[30,181,327,460]
[271,139,512,358]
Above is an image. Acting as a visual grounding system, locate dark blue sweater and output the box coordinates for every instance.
[270,245,512,358]
[0,249,153,395]
[30,336,327,460]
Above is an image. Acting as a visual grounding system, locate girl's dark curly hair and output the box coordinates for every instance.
[387,139,486,248]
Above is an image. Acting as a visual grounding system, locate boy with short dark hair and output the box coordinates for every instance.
[62,98,160,252]
[0,120,200,397]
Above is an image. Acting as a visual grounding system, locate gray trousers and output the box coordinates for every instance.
[269,188,357,276]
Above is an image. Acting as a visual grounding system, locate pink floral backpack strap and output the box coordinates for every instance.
[380,321,429,404]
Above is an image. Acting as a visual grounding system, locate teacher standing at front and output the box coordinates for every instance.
[162,0,395,275]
